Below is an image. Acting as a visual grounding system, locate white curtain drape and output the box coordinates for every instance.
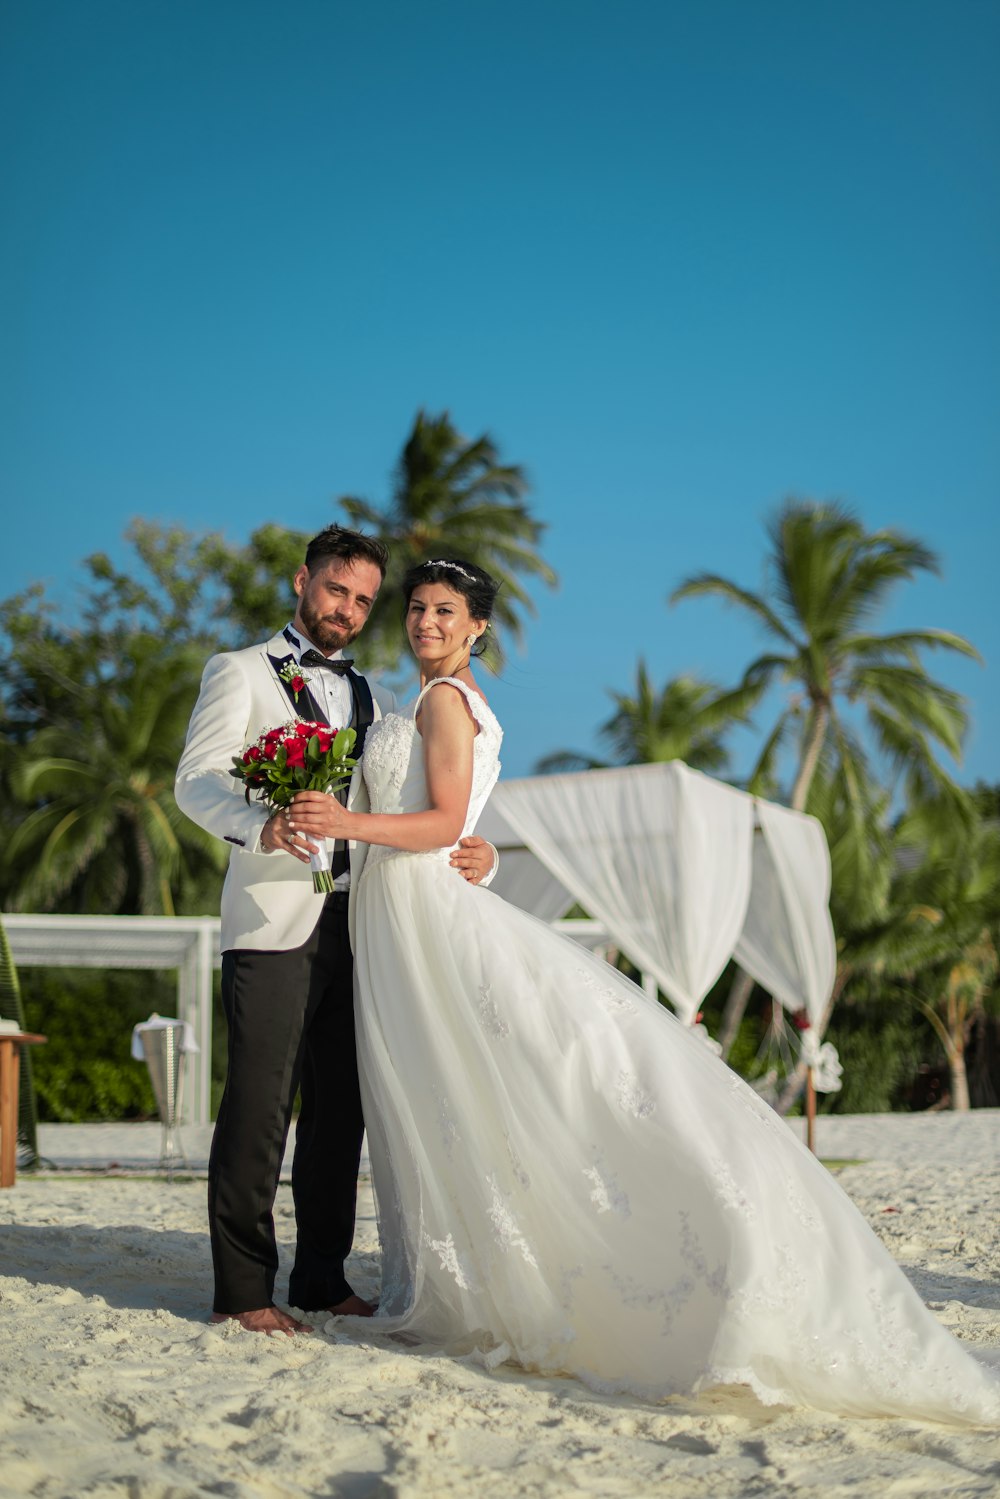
[732,800,837,1028]
[733,800,841,1090]
[492,762,755,1025]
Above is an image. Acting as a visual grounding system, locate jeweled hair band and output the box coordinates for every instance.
[421,559,476,581]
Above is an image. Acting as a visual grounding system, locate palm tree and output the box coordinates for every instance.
[339,409,557,671]
[847,813,1000,1110]
[672,500,980,1063]
[537,663,760,774]
[4,638,224,915]
[671,500,979,817]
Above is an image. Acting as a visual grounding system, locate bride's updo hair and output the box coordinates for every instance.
[402,558,500,658]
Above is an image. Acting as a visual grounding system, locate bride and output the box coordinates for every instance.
[288,558,1000,1424]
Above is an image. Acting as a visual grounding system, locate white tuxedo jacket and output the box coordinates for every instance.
[175,631,396,953]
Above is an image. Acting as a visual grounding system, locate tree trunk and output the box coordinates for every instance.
[790,701,829,812]
[718,968,755,1060]
[131,818,173,917]
[946,1044,971,1112]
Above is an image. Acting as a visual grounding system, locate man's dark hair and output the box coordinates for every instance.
[304,525,389,579]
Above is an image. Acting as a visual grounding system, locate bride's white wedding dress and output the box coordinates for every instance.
[352,677,1000,1423]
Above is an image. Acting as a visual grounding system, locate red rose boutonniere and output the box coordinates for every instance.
[277,660,311,703]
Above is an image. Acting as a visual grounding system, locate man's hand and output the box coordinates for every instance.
[260,807,319,863]
[450,835,496,885]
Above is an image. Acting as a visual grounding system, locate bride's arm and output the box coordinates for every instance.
[288,684,475,852]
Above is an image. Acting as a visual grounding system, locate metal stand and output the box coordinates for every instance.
[140,1021,188,1176]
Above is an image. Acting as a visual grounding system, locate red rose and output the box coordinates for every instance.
[283,737,306,768]
[291,675,305,694]
[315,731,332,752]
[791,1010,811,1032]
[263,727,284,744]
[242,745,262,764]
[295,722,314,738]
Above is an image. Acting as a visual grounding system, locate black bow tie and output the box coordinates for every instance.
[300,650,354,675]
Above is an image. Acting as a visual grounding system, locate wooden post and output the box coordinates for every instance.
[806,1068,817,1154]
[0,1033,47,1188]
[0,1038,18,1188]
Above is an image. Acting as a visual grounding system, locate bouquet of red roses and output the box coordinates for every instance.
[230,721,358,892]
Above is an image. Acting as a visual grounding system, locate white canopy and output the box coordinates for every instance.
[485,761,837,1035]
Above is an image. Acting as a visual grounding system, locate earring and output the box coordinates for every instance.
[467,635,475,646]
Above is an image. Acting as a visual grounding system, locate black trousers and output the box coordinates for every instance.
[208,897,364,1314]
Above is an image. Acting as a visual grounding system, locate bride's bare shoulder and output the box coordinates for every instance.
[416,676,491,733]
[425,675,490,708]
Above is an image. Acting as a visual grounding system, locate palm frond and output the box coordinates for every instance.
[852,665,969,760]
[843,628,982,665]
[535,751,609,774]
[866,706,974,829]
[669,575,796,645]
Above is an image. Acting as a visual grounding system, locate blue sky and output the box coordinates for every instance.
[2,0,997,785]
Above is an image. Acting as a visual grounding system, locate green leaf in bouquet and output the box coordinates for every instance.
[307,734,323,762]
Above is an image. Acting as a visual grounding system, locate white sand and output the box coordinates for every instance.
[2,1114,999,1498]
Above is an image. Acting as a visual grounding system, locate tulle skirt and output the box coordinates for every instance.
[353,847,1000,1423]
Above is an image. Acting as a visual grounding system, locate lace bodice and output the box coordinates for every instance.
[361,676,502,845]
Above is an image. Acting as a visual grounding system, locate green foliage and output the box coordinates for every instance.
[2,633,226,915]
[20,966,228,1123]
[537,664,762,775]
[821,991,934,1114]
[841,806,1000,1107]
[971,781,1000,820]
[196,522,307,645]
[723,1014,767,1082]
[21,968,163,1122]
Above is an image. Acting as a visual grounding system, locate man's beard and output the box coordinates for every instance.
[298,595,360,653]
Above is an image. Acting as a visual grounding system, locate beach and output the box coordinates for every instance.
[1,1113,999,1498]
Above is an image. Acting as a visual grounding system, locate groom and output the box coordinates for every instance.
[175,525,496,1334]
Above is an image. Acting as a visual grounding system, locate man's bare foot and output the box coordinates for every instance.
[209,1306,314,1336]
[327,1294,376,1318]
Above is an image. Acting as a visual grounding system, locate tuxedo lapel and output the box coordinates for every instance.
[265,644,329,726]
[347,670,375,753]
